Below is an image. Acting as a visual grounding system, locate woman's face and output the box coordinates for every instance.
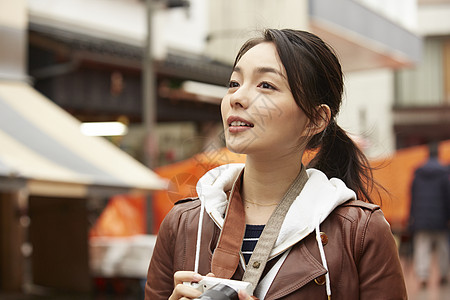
[221,42,310,157]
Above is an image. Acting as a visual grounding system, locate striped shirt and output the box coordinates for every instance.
[241,224,265,264]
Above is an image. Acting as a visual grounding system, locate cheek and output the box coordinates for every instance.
[294,111,309,131]
[281,108,309,138]
[295,115,310,138]
[220,98,228,121]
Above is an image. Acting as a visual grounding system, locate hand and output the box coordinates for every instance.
[169,271,203,300]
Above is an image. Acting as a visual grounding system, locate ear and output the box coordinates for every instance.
[306,104,331,136]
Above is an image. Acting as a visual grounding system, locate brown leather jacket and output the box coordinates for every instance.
[145,198,407,299]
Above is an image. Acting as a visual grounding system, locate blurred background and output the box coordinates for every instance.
[0,0,449,299]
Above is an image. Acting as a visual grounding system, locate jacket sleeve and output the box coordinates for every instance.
[356,209,407,300]
[145,207,179,300]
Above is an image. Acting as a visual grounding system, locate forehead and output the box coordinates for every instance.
[235,42,287,77]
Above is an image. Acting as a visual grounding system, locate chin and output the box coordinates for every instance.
[226,140,264,155]
[225,141,253,154]
[224,133,266,155]
[225,144,246,154]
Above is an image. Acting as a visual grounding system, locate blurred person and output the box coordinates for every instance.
[145,29,407,299]
[408,142,450,288]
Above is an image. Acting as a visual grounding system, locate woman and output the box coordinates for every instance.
[145,29,407,299]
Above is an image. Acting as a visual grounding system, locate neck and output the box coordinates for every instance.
[242,152,304,207]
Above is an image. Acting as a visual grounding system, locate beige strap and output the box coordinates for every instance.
[242,165,308,292]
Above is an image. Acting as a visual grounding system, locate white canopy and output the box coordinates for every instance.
[0,80,167,197]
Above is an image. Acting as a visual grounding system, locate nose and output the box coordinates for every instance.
[229,85,250,109]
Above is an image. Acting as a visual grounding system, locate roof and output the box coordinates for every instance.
[0,80,167,197]
[29,23,232,86]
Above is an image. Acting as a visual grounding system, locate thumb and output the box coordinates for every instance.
[238,290,259,300]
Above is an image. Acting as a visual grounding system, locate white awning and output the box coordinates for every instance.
[0,80,167,197]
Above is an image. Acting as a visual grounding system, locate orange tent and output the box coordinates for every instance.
[90,194,147,237]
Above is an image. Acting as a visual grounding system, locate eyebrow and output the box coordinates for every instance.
[233,66,287,79]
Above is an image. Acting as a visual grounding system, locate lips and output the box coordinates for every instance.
[226,116,254,133]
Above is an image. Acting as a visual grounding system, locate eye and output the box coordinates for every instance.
[258,81,277,90]
[228,80,240,88]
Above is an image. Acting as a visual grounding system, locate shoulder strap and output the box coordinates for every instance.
[242,165,308,292]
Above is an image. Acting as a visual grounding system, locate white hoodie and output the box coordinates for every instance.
[194,163,356,298]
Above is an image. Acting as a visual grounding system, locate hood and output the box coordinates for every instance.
[196,163,356,257]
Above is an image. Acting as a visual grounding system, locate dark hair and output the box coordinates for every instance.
[234,29,376,203]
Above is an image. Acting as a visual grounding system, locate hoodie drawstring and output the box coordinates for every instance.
[316,222,331,299]
[194,199,205,273]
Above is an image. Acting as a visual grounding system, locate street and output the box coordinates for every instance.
[402,253,450,300]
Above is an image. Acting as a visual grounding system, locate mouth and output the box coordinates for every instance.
[227,116,254,128]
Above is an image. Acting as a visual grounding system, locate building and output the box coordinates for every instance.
[394,0,450,148]
[0,0,167,294]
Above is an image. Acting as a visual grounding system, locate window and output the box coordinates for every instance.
[395,37,445,107]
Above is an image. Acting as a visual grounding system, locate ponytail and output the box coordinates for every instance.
[306,121,376,203]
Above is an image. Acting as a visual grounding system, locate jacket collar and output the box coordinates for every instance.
[197,164,356,258]
[210,169,246,278]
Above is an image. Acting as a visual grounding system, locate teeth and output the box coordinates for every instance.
[230,121,252,127]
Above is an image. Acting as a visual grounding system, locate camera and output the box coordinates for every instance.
[194,283,239,300]
[184,277,253,300]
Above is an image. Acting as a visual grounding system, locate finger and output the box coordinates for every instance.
[169,283,202,300]
[238,290,249,300]
[238,289,258,300]
[205,272,216,277]
[173,270,203,286]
